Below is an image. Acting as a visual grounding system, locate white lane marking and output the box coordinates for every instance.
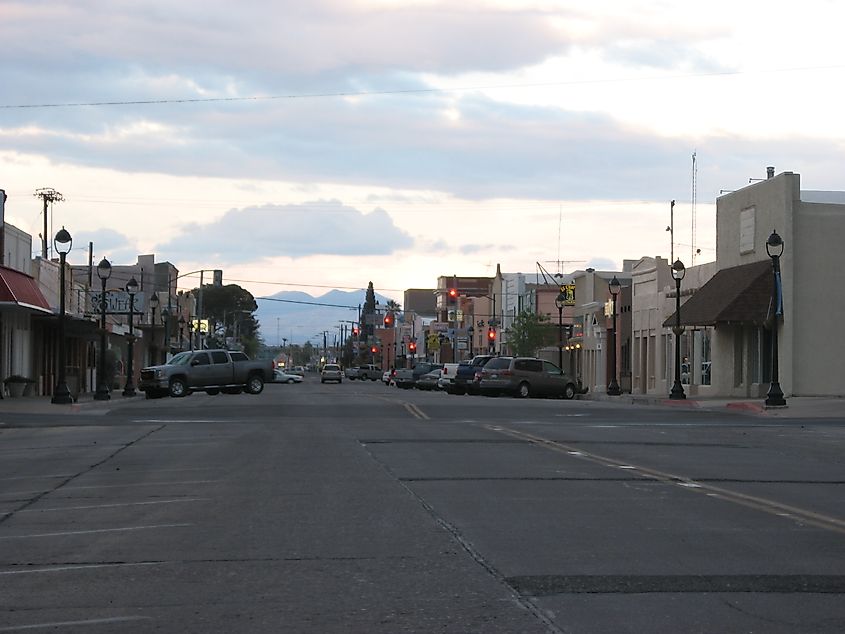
[555,413,589,417]
[618,465,637,470]
[19,498,210,513]
[0,474,73,481]
[677,482,702,488]
[3,480,220,497]
[133,419,227,423]
[0,523,193,539]
[567,451,585,456]
[0,616,152,631]
[0,562,166,576]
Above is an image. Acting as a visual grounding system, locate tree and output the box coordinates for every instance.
[508,310,552,356]
[195,283,259,354]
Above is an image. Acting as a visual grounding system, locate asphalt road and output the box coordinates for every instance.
[1,377,844,633]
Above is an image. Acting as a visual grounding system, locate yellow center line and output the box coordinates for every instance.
[485,424,845,536]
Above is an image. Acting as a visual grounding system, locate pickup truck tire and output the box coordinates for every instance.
[223,387,243,394]
[206,388,220,395]
[169,377,189,398]
[246,374,265,395]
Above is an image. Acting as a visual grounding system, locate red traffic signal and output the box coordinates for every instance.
[408,341,417,352]
[447,288,458,301]
[487,327,496,341]
[352,326,359,336]
[371,345,379,354]
[383,312,394,327]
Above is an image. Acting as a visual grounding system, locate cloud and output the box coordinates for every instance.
[154,200,413,263]
[66,227,138,266]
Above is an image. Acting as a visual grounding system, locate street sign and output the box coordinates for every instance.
[90,291,145,314]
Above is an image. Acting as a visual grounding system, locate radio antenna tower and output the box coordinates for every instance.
[691,151,698,265]
[34,188,64,259]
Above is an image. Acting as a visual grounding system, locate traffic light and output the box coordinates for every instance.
[371,345,379,354]
[447,287,458,303]
[352,325,359,337]
[383,312,394,327]
[408,341,417,352]
[487,327,496,341]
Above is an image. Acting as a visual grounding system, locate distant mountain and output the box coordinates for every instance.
[254,288,392,346]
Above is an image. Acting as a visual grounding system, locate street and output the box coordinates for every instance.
[1,378,844,633]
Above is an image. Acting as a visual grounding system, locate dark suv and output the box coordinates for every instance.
[478,356,577,399]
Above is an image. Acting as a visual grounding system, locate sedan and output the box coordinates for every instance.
[274,369,303,384]
[415,369,443,391]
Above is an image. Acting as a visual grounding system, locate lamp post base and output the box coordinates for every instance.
[607,380,622,396]
[669,381,686,400]
[765,382,787,407]
[51,382,74,404]
[94,385,111,400]
[122,385,136,397]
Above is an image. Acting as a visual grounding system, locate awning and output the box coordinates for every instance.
[663,260,773,328]
[0,266,52,313]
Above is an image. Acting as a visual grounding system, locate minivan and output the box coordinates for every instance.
[478,356,577,399]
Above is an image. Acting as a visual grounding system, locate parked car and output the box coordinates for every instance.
[438,363,460,391]
[452,355,494,395]
[347,364,382,381]
[274,369,303,383]
[478,356,577,399]
[382,369,396,385]
[140,349,274,398]
[320,363,343,383]
[394,362,442,389]
[289,366,306,376]
[415,369,443,391]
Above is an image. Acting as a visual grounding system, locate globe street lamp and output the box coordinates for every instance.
[94,257,112,400]
[607,276,622,396]
[51,227,74,404]
[765,230,787,407]
[122,276,139,397]
[555,291,566,370]
[149,292,159,366]
[669,259,686,400]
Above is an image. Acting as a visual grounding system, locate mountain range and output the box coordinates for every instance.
[254,288,393,346]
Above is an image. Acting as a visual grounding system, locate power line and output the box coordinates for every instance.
[3,64,843,110]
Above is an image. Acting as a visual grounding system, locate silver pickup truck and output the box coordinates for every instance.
[140,349,274,399]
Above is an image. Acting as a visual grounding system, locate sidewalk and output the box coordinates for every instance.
[0,392,143,416]
[585,392,845,419]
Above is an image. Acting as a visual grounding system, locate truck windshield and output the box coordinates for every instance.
[167,352,193,366]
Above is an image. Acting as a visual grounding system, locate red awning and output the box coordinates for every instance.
[0,266,52,313]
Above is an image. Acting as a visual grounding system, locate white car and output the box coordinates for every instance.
[321,364,343,383]
[274,369,303,383]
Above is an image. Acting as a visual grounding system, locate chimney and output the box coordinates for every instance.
[767,166,775,179]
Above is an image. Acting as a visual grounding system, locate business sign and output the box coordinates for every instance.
[559,284,576,306]
[89,291,145,315]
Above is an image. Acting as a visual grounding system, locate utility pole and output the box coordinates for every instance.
[34,188,64,258]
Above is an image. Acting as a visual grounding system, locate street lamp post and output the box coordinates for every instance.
[122,277,139,397]
[669,259,686,400]
[149,292,159,366]
[94,257,112,400]
[555,292,565,370]
[51,228,74,404]
[160,308,170,363]
[765,230,787,407]
[178,316,186,351]
[607,276,622,396]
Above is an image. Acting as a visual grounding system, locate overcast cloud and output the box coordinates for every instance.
[3,1,845,295]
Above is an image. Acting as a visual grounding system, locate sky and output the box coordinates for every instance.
[3,0,845,310]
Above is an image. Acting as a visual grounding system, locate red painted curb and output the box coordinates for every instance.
[726,402,766,413]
